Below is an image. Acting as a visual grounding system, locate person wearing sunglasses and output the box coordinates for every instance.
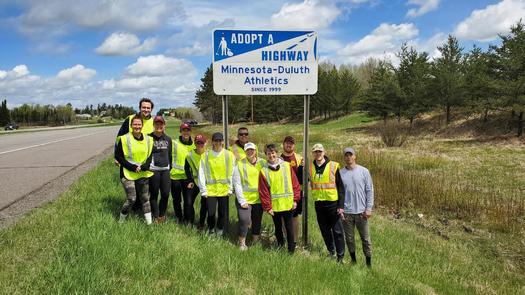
[230,127,251,161]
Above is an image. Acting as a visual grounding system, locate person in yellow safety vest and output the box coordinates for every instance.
[259,143,301,253]
[197,132,235,235]
[185,134,207,227]
[233,142,266,250]
[116,98,155,139]
[230,127,251,161]
[280,135,304,244]
[170,122,196,223]
[310,143,345,262]
[115,98,155,212]
[114,115,154,225]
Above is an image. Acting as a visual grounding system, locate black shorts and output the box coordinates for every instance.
[292,191,303,217]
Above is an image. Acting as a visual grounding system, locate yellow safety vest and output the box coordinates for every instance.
[127,114,154,135]
[187,149,203,186]
[309,160,339,202]
[170,139,193,180]
[237,157,266,204]
[201,149,235,197]
[261,162,294,212]
[230,144,247,161]
[120,133,154,180]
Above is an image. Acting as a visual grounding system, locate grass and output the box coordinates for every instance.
[1,113,524,294]
[1,157,524,294]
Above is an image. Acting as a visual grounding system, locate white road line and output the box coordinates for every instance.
[0,131,108,155]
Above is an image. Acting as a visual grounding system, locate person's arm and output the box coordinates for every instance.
[198,158,207,196]
[114,139,138,172]
[291,169,301,203]
[140,152,153,171]
[168,136,173,169]
[258,172,272,213]
[184,159,193,181]
[365,169,374,212]
[233,167,247,206]
[227,151,234,194]
[335,168,344,209]
[116,117,130,137]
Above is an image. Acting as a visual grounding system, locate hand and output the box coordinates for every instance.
[134,166,141,172]
[228,190,232,195]
[241,203,249,209]
[337,208,345,220]
[114,159,120,167]
[187,182,195,189]
[363,209,372,219]
[293,201,297,210]
[267,209,274,216]
[300,159,304,166]
[202,194,207,199]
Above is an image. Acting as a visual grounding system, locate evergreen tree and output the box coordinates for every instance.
[0,99,10,125]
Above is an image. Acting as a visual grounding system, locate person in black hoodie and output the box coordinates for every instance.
[148,116,172,223]
[309,143,345,262]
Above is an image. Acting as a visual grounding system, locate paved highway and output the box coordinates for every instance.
[0,126,120,210]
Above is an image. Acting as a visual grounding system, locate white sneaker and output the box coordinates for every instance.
[216,229,224,236]
[118,213,127,223]
[144,212,152,225]
[240,244,248,251]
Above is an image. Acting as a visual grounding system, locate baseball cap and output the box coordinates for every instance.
[153,115,165,123]
[195,134,206,144]
[283,136,295,144]
[180,122,191,131]
[343,147,356,155]
[312,143,324,152]
[211,132,224,141]
[244,142,256,151]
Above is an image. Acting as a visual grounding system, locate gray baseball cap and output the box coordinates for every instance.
[343,147,355,155]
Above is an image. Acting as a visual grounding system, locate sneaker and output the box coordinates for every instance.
[240,244,248,251]
[118,213,127,224]
[216,229,224,236]
[155,216,166,224]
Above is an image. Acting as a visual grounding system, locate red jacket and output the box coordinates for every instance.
[259,162,301,212]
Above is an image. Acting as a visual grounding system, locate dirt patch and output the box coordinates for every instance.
[0,147,113,229]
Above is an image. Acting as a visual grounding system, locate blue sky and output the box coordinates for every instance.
[0,0,523,111]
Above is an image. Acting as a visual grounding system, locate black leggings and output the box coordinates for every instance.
[272,210,295,253]
[206,196,229,231]
[183,185,200,224]
[171,179,191,222]
[149,170,171,218]
[199,193,207,227]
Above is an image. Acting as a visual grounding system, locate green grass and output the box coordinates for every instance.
[1,113,524,294]
[1,157,524,294]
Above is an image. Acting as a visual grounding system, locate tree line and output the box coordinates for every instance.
[0,100,135,126]
[194,21,525,136]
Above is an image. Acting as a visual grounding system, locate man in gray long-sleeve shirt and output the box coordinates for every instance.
[337,147,374,267]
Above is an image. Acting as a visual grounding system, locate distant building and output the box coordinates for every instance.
[76,114,92,119]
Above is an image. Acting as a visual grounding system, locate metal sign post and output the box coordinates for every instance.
[302,95,310,246]
[222,95,229,233]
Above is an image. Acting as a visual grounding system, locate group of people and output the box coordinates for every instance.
[114,98,375,266]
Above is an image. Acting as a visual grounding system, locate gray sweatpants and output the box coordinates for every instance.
[121,178,151,215]
[342,213,372,257]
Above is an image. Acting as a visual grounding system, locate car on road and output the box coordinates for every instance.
[185,120,198,126]
[4,122,19,131]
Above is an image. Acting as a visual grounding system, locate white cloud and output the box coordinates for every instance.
[270,0,341,30]
[0,56,199,109]
[406,0,440,18]
[95,32,157,56]
[454,0,525,41]
[12,0,182,37]
[56,65,96,81]
[168,42,211,57]
[337,23,418,64]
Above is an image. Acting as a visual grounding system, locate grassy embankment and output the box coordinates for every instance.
[0,114,524,294]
